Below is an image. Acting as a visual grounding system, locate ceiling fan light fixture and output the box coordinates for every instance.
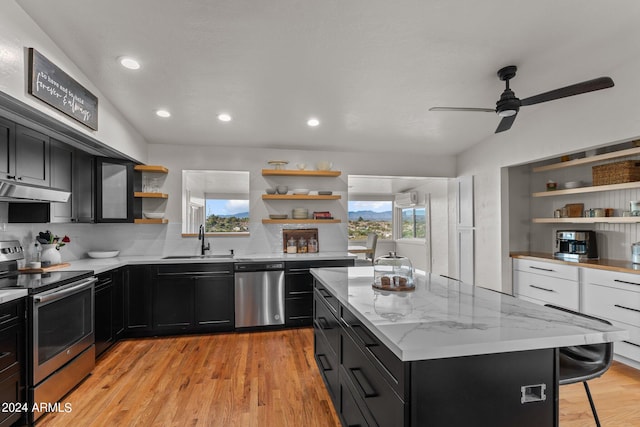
[498,109,517,117]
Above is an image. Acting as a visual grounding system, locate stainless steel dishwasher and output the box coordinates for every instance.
[234,262,285,328]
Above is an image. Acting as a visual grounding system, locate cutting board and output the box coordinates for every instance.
[19,262,71,273]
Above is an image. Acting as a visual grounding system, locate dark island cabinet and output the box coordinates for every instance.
[0,298,25,427]
[152,263,234,335]
[285,259,353,327]
[124,265,153,336]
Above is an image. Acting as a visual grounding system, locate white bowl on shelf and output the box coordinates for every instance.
[143,212,165,219]
[292,188,310,195]
[88,251,120,259]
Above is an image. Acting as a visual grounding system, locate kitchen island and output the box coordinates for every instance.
[311,267,628,427]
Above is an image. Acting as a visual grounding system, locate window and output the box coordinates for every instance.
[205,199,249,233]
[400,207,426,239]
[348,200,393,240]
[182,170,250,235]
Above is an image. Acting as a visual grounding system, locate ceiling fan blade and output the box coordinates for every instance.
[429,107,495,113]
[495,114,517,133]
[520,77,614,106]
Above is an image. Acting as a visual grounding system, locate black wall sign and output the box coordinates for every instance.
[28,48,99,130]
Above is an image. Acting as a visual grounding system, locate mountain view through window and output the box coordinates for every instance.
[348,201,393,240]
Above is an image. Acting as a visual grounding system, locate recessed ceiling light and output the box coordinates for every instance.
[156,109,171,118]
[118,56,140,70]
[218,113,232,122]
[307,118,320,127]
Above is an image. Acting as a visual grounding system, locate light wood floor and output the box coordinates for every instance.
[37,328,640,427]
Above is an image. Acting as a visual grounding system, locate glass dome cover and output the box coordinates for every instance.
[373,251,414,290]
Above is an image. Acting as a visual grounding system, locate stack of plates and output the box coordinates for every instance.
[292,208,308,219]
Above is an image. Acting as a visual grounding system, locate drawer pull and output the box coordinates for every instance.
[0,351,10,359]
[351,324,378,348]
[0,313,13,323]
[530,285,554,293]
[317,354,332,371]
[623,340,640,348]
[317,317,331,330]
[614,304,640,314]
[350,368,378,398]
[529,266,554,272]
[288,268,310,273]
[614,279,640,286]
[318,289,333,299]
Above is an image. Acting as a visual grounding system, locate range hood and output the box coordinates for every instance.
[0,179,70,203]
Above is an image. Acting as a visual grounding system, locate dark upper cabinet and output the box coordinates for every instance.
[73,150,95,223]
[0,117,15,179]
[14,125,50,186]
[95,157,134,223]
[49,139,73,223]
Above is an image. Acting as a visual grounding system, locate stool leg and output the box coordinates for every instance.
[583,381,601,427]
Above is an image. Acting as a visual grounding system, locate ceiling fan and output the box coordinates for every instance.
[429,65,614,133]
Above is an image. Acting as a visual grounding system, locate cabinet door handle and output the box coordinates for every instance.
[350,368,377,398]
[623,340,640,348]
[614,304,640,314]
[614,279,640,286]
[288,268,310,273]
[6,175,15,180]
[350,324,378,348]
[530,285,554,293]
[0,352,11,359]
[529,266,554,272]
[0,313,13,323]
[318,289,333,299]
[317,354,332,371]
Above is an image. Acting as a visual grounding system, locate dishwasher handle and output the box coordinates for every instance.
[234,262,284,272]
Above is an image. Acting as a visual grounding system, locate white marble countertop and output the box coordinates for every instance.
[311,266,629,362]
[58,252,355,274]
[0,289,28,304]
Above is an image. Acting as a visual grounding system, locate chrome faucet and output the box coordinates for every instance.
[198,224,210,255]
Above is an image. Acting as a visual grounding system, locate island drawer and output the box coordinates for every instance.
[314,291,340,356]
[341,331,406,427]
[339,365,377,427]
[604,318,640,363]
[582,282,640,327]
[314,279,339,315]
[513,259,578,282]
[514,271,579,311]
[314,329,339,402]
[340,306,406,398]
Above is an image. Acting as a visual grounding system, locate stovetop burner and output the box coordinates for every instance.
[0,240,94,294]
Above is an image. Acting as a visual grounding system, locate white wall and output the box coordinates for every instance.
[0,1,147,162]
[457,42,640,291]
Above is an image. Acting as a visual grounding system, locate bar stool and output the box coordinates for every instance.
[545,304,614,427]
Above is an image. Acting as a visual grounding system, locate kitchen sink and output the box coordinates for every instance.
[162,254,234,259]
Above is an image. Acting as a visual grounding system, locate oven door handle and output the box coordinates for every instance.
[34,277,98,304]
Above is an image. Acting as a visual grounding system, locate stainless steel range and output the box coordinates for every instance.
[0,240,95,423]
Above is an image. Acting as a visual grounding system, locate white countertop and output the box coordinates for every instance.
[59,252,355,274]
[311,266,629,362]
[0,289,28,304]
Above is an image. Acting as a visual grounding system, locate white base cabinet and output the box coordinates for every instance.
[513,259,579,311]
[581,268,640,364]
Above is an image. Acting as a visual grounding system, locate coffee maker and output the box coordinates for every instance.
[554,230,598,261]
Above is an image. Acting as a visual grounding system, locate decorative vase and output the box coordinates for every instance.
[40,244,62,266]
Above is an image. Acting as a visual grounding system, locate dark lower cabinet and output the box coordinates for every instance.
[112,269,125,340]
[152,263,234,335]
[285,259,353,327]
[0,298,25,427]
[125,265,153,335]
[94,272,114,357]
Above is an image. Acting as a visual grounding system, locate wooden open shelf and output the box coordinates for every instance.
[262,219,341,224]
[532,217,640,224]
[532,181,640,197]
[262,169,341,177]
[134,165,169,173]
[262,194,341,200]
[532,146,640,172]
[134,192,169,199]
[134,218,169,224]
